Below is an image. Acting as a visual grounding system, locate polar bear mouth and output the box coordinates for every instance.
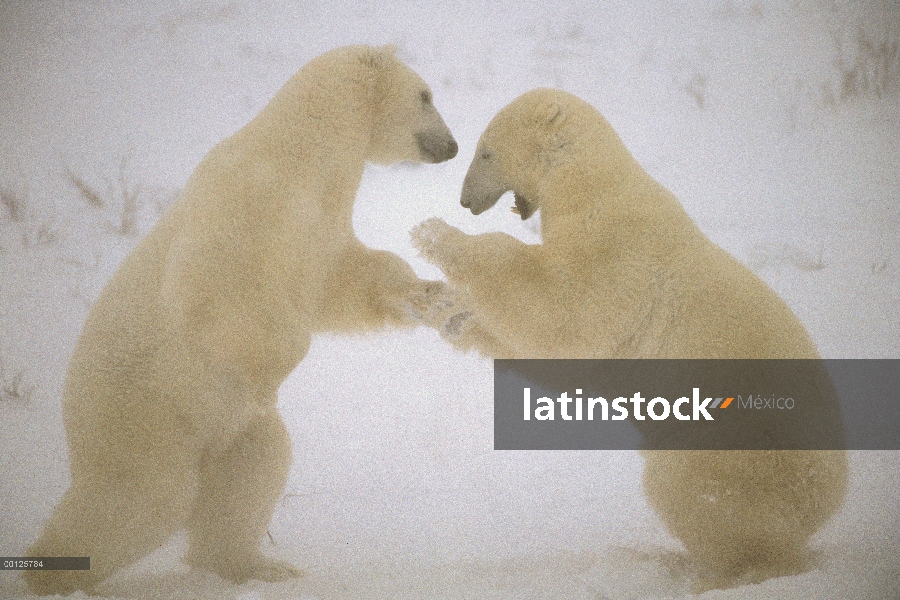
[511,192,535,220]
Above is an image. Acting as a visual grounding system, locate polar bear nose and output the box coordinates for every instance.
[416,132,458,163]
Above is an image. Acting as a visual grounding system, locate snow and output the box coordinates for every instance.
[1,1,898,598]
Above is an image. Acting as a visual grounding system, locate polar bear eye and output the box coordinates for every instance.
[420,90,432,105]
[481,151,492,160]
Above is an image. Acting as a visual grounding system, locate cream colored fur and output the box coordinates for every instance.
[412,88,847,592]
[25,44,457,595]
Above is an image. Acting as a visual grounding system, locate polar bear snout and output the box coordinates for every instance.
[460,181,507,215]
[460,155,509,215]
[416,130,458,163]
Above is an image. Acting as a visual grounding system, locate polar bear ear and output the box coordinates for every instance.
[537,102,564,129]
[360,44,396,69]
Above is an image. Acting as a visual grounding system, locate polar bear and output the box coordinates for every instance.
[25,44,457,595]
[412,88,847,592]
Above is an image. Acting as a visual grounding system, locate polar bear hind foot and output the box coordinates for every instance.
[185,550,304,584]
[690,545,817,593]
[22,569,94,597]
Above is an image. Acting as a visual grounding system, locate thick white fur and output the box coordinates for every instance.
[26,44,457,595]
[412,88,848,592]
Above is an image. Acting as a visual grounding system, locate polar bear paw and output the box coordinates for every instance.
[410,218,461,268]
[402,279,459,327]
[443,310,474,338]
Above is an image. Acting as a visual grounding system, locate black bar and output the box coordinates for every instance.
[0,557,90,570]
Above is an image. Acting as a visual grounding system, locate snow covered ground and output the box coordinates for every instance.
[1,1,898,598]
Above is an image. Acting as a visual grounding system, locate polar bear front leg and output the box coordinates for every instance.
[411,218,535,357]
[318,242,458,333]
[411,218,534,284]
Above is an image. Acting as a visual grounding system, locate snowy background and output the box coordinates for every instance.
[1,1,899,598]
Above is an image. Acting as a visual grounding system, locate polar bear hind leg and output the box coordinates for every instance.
[185,407,300,583]
[24,438,199,594]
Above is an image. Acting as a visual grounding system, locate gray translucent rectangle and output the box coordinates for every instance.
[0,557,90,570]
[494,359,900,450]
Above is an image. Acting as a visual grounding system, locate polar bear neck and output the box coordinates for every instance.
[538,144,698,258]
[255,85,368,160]
[233,63,378,214]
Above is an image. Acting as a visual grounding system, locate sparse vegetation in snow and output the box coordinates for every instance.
[0,354,34,406]
[824,29,900,105]
[65,154,174,238]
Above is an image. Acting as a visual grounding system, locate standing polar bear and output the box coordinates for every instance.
[26,44,457,595]
[412,89,848,592]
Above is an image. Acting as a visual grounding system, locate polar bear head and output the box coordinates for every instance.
[362,45,458,165]
[262,45,457,167]
[460,88,625,219]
